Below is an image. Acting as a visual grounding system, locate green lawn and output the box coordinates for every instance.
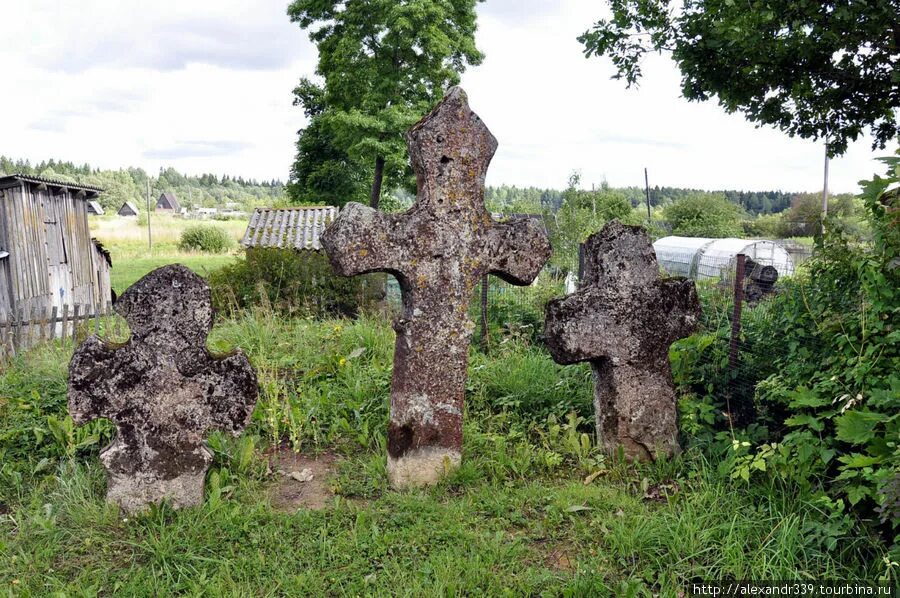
[110,254,238,295]
[0,314,888,595]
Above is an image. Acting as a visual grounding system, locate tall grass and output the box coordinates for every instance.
[0,311,891,594]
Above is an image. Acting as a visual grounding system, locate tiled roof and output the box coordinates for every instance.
[242,206,337,250]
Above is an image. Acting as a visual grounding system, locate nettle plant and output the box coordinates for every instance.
[752,152,899,544]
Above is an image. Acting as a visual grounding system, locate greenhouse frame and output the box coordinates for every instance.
[652,236,796,281]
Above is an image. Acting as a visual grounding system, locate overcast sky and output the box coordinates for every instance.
[1,0,894,193]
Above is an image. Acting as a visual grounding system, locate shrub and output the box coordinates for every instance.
[209,247,362,318]
[178,224,235,253]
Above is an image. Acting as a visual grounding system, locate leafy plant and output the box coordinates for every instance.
[178,224,235,254]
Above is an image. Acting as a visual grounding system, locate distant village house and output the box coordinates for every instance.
[87,200,105,216]
[156,191,181,212]
[118,201,140,217]
[0,174,112,321]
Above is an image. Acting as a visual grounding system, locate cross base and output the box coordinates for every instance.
[592,360,681,461]
[387,447,462,488]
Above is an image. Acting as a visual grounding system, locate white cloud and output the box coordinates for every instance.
[0,0,892,192]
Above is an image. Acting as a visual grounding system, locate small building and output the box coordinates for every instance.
[195,207,218,219]
[118,201,140,217]
[0,174,113,321]
[241,206,337,250]
[653,236,795,281]
[156,191,181,212]
[87,200,105,216]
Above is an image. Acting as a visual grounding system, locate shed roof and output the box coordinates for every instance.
[242,206,337,250]
[118,201,140,215]
[87,201,105,215]
[157,191,181,211]
[0,174,104,195]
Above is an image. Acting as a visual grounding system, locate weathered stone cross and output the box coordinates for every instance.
[544,221,700,461]
[323,87,551,488]
[68,265,258,513]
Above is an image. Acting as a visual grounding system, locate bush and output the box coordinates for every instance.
[209,247,362,318]
[178,224,235,253]
[663,193,745,237]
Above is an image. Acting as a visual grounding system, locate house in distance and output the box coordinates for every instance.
[156,191,181,213]
[118,201,140,217]
[87,200,105,216]
[0,174,113,321]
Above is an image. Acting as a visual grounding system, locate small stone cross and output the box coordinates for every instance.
[544,221,700,461]
[322,87,551,488]
[68,265,258,513]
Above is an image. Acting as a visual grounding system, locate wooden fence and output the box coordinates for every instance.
[0,302,123,362]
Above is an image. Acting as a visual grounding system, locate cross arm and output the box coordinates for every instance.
[483,217,551,285]
[658,277,701,343]
[67,336,120,425]
[322,202,407,278]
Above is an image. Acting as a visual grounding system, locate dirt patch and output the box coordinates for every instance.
[268,450,339,512]
[544,545,575,572]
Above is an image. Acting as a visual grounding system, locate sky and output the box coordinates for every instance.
[0,0,894,193]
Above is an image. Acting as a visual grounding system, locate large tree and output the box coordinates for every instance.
[286,80,371,207]
[579,1,899,156]
[288,0,484,209]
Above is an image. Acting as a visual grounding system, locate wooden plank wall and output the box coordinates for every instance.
[0,181,109,323]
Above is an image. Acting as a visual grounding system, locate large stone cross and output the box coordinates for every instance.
[323,87,551,488]
[544,221,700,461]
[68,265,258,513]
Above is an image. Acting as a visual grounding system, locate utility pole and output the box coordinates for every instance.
[644,168,652,221]
[146,178,152,252]
[821,141,829,235]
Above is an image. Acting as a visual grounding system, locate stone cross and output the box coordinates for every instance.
[322,87,551,488]
[68,265,258,513]
[544,220,700,461]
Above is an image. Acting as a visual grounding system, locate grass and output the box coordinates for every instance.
[0,313,891,595]
[90,214,245,293]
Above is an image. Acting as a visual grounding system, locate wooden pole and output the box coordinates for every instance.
[729,254,746,371]
[72,304,81,343]
[644,168,652,222]
[821,142,829,235]
[61,304,69,343]
[49,306,58,341]
[147,179,153,252]
[479,274,489,351]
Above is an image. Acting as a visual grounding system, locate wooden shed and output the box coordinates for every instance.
[118,201,139,217]
[156,191,181,212]
[0,174,113,320]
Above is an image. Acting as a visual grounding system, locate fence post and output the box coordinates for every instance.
[578,243,585,281]
[13,307,23,352]
[729,254,746,372]
[49,306,58,341]
[479,274,489,351]
[61,304,70,343]
[72,304,81,343]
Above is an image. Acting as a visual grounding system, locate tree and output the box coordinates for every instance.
[663,193,745,237]
[287,0,484,208]
[579,1,900,156]
[286,80,371,207]
[782,191,859,236]
[548,172,635,269]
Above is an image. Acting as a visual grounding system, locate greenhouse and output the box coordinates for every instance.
[652,236,796,281]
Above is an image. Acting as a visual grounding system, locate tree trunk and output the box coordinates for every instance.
[370,156,385,210]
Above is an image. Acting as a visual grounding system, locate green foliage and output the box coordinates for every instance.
[208,248,362,318]
[663,192,745,237]
[673,152,900,552]
[0,311,891,591]
[287,0,484,206]
[178,225,235,254]
[579,0,899,156]
[547,172,636,270]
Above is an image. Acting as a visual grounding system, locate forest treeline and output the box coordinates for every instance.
[0,155,857,241]
[0,156,285,212]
